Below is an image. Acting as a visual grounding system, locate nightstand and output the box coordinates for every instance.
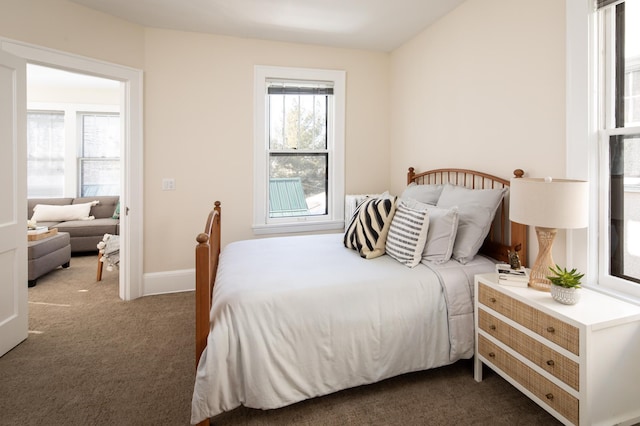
[474,273,640,426]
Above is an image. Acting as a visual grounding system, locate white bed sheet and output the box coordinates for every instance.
[191,233,493,423]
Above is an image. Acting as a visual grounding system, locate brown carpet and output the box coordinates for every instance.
[0,254,560,426]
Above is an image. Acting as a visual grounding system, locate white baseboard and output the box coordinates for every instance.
[143,268,195,296]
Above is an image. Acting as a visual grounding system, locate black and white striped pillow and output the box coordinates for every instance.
[385,202,430,267]
[344,196,397,259]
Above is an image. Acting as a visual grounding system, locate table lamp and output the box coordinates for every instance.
[509,176,589,291]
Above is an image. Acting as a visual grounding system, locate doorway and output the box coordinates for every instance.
[1,39,143,301]
[27,64,122,289]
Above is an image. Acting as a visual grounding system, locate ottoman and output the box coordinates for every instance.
[27,231,71,287]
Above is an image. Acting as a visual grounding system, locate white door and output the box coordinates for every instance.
[0,50,27,357]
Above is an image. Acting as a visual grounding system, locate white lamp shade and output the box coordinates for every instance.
[510,177,589,229]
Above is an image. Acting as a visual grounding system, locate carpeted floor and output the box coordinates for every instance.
[0,254,561,425]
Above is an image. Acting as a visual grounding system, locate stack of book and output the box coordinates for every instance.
[495,263,529,287]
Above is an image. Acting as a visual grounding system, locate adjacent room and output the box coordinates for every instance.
[26,64,122,289]
[1,0,639,425]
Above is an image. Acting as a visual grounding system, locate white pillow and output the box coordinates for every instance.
[436,184,507,264]
[400,183,443,205]
[385,201,430,268]
[402,198,459,264]
[422,205,459,264]
[31,201,99,222]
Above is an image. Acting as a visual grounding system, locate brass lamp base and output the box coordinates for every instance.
[529,226,557,292]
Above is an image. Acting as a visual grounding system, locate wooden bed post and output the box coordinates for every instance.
[195,202,221,369]
[407,167,415,185]
[195,234,211,368]
[195,202,221,426]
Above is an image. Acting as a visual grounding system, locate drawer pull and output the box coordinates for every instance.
[488,352,496,358]
[545,393,554,401]
[546,360,555,366]
[489,325,496,330]
[489,297,497,303]
[546,326,555,333]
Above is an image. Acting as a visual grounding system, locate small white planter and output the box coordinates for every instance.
[551,284,581,305]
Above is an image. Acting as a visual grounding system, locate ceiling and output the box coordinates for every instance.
[69,0,467,52]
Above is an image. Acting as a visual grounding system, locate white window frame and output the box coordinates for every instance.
[567,0,640,303]
[78,111,120,196]
[597,3,640,299]
[253,65,345,235]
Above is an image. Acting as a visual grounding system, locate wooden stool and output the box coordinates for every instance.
[97,252,104,281]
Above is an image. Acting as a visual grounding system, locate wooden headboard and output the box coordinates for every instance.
[193,168,527,425]
[407,167,527,266]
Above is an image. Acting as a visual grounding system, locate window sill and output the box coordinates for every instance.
[582,283,640,307]
[253,220,344,235]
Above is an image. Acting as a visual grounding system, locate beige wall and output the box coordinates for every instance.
[143,29,390,271]
[28,85,120,106]
[389,0,567,265]
[0,0,145,70]
[0,0,390,273]
[1,0,571,272]
[390,0,566,190]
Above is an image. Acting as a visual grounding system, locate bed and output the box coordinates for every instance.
[191,167,527,425]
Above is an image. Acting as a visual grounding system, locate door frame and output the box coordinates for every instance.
[1,38,144,300]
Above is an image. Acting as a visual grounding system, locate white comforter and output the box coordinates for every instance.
[191,233,493,423]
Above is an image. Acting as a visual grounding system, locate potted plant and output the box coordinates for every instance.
[547,264,584,305]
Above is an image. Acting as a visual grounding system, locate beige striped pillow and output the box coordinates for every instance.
[385,201,430,267]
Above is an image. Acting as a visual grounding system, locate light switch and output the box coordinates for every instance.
[162,178,176,191]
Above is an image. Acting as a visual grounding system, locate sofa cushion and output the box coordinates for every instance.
[54,218,119,238]
[33,221,64,229]
[27,232,71,260]
[74,196,120,220]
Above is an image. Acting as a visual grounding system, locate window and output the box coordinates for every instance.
[596,0,640,295]
[79,113,120,196]
[253,66,345,234]
[26,106,120,198]
[27,111,65,197]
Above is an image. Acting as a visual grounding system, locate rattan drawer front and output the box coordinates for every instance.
[479,309,579,391]
[478,335,579,425]
[478,283,579,355]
